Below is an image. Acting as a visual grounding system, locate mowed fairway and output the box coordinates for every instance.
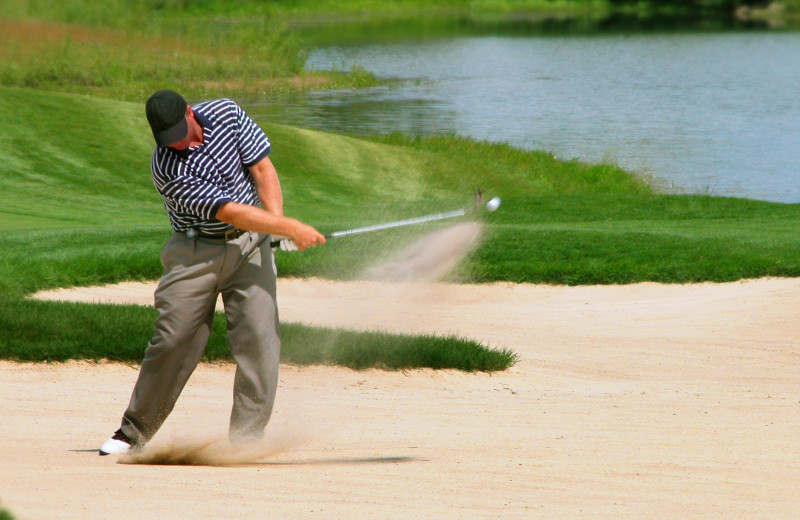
[4,276,800,519]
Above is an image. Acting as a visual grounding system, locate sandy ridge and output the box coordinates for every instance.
[2,277,800,518]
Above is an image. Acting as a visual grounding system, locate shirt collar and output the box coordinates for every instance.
[193,109,213,130]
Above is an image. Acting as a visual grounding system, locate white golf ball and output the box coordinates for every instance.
[486,197,501,212]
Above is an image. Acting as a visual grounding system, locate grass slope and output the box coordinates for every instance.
[0,16,377,102]
[2,0,602,26]
[2,87,800,369]
[0,86,520,371]
[0,87,159,229]
[3,86,800,291]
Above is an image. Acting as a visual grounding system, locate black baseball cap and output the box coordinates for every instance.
[145,90,188,147]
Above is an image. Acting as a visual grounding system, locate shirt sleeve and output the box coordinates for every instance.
[231,101,271,167]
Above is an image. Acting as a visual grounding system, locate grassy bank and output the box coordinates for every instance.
[0,0,598,101]
[2,0,603,26]
[467,193,800,284]
[2,86,800,369]
[0,86,523,371]
[0,16,378,102]
[3,86,800,292]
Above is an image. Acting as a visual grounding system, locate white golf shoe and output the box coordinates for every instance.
[99,429,137,456]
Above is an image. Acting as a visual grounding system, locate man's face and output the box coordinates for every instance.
[167,108,197,150]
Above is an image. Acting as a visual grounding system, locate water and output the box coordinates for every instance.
[248,32,800,203]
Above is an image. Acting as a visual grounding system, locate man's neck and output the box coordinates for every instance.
[187,116,204,148]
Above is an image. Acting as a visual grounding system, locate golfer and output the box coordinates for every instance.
[100,90,325,455]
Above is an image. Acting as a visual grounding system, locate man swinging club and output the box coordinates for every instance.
[99,90,325,455]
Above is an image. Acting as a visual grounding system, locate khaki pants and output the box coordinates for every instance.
[119,231,280,445]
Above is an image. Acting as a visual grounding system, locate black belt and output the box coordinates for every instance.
[187,228,247,241]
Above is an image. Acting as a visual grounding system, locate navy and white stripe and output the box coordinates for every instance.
[151,98,271,235]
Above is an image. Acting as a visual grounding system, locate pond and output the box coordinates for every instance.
[247,32,800,203]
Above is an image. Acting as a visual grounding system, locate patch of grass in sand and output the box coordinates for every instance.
[0,507,15,520]
[279,325,519,372]
[0,299,516,372]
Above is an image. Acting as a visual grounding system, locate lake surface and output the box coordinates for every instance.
[248,32,800,203]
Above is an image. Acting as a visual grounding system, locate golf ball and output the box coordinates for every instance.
[486,197,501,212]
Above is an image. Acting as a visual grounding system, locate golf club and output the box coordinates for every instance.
[270,196,501,250]
[270,208,467,249]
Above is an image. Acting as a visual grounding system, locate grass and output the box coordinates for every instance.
[3,0,781,103]
[0,0,587,101]
[3,86,800,291]
[0,86,524,372]
[0,299,518,371]
[2,0,605,25]
[0,507,14,520]
[1,0,790,107]
[3,76,800,371]
[466,194,800,284]
[0,14,378,101]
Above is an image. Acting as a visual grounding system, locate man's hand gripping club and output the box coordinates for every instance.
[215,202,326,251]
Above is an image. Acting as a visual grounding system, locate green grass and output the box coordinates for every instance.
[3,86,800,291]
[2,0,605,26]
[0,299,517,371]
[0,86,522,371]
[280,326,518,371]
[0,87,160,228]
[466,194,800,284]
[0,507,14,520]
[3,86,800,371]
[0,12,378,101]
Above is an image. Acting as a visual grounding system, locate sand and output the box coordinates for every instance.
[3,276,800,519]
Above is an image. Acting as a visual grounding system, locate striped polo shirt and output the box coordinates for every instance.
[151,98,271,236]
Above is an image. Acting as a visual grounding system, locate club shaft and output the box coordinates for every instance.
[327,209,465,238]
[270,208,465,247]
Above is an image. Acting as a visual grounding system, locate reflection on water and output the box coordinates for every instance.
[289,11,775,47]
[246,84,458,137]
[246,32,800,203]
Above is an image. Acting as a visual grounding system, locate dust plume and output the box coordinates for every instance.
[364,222,483,283]
[118,429,310,466]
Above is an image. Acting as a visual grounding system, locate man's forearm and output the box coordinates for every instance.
[216,201,326,251]
[249,157,283,216]
[216,202,299,237]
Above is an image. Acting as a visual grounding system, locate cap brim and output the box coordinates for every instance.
[153,117,188,147]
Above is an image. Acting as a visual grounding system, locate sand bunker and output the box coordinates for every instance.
[9,271,800,518]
